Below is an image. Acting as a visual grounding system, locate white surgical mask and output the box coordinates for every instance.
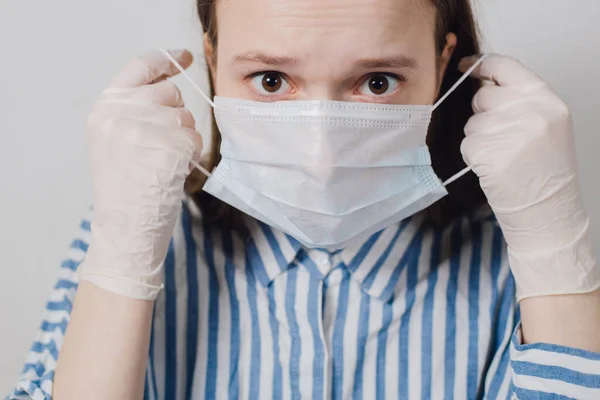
[162,50,487,249]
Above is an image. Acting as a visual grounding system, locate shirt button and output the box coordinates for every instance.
[310,250,332,275]
[318,253,330,267]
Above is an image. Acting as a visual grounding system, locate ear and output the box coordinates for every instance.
[203,33,217,84]
[436,32,457,91]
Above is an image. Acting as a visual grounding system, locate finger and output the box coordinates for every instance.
[460,134,497,170]
[116,122,203,172]
[102,80,184,108]
[472,85,526,113]
[181,127,204,165]
[131,105,196,129]
[108,49,193,89]
[459,54,542,87]
[95,103,196,129]
[464,110,530,137]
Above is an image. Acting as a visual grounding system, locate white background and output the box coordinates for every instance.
[0,0,598,393]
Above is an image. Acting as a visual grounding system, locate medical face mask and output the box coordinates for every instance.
[162,50,487,249]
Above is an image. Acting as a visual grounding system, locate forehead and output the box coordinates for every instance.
[216,0,438,60]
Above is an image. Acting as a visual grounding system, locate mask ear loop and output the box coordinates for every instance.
[160,49,215,178]
[161,49,215,108]
[430,54,488,187]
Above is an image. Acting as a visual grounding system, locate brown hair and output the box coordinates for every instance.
[189,0,486,228]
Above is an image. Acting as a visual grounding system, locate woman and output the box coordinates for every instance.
[9,0,600,398]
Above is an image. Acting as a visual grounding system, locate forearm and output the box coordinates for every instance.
[520,288,600,352]
[51,49,197,399]
[54,281,154,400]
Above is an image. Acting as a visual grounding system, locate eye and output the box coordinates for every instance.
[250,72,291,95]
[358,73,402,96]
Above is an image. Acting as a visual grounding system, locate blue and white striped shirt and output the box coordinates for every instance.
[8,198,600,399]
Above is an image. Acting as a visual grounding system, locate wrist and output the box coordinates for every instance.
[520,289,600,352]
[78,271,163,300]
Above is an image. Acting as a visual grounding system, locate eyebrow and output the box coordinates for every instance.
[231,52,298,67]
[356,55,419,70]
[230,52,419,70]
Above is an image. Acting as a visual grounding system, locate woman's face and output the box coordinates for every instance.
[206,0,455,105]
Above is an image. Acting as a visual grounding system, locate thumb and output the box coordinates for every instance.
[108,49,194,88]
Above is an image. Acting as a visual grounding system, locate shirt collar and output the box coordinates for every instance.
[242,216,303,287]
[243,214,427,302]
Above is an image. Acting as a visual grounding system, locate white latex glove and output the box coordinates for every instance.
[460,54,599,301]
[78,50,202,300]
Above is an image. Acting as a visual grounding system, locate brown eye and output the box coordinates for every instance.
[359,73,401,96]
[368,74,390,95]
[261,72,283,93]
[251,72,290,96]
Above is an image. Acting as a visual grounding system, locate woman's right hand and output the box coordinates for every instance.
[78,49,202,300]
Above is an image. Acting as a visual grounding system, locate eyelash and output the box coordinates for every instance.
[245,71,407,100]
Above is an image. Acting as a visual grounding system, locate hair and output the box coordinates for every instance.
[189,0,486,229]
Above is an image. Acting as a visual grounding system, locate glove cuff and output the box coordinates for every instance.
[77,245,164,300]
[509,219,600,301]
[78,269,164,300]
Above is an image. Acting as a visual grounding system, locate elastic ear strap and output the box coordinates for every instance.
[432,54,488,111]
[443,165,471,186]
[437,54,488,186]
[160,49,215,108]
[191,160,212,178]
[159,49,213,178]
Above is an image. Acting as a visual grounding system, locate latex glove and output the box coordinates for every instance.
[459,54,599,300]
[78,50,202,300]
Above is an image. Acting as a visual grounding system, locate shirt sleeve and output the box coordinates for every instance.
[509,324,600,399]
[6,211,92,400]
[482,273,600,399]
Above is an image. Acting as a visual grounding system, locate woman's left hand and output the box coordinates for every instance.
[459,54,599,301]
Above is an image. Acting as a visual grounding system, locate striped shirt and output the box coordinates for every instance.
[8,198,600,399]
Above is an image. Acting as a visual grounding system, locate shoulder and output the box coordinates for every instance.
[433,205,509,272]
[158,195,246,296]
[162,196,211,291]
[171,195,230,259]
[153,195,248,314]
[451,205,505,249]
